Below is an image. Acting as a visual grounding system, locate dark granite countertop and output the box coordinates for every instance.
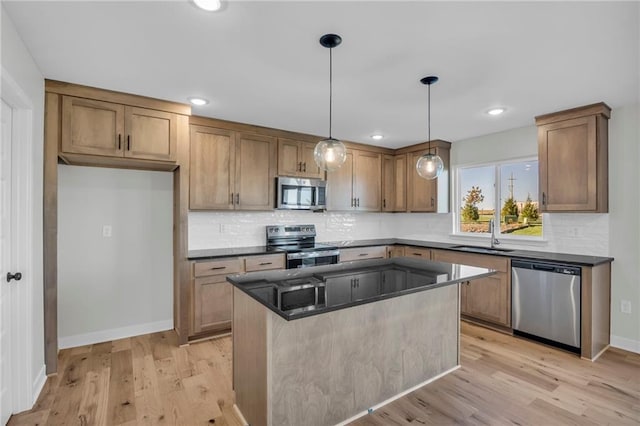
[227,257,494,321]
[189,238,613,266]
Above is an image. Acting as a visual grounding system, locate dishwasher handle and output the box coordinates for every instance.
[512,260,580,276]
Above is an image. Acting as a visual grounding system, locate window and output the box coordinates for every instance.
[457,159,543,238]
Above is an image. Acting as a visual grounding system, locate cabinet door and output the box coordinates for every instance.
[325,276,353,306]
[61,96,124,157]
[124,106,177,162]
[193,276,233,334]
[539,116,597,211]
[387,246,406,258]
[382,155,395,212]
[189,125,235,210]
[354,150,382,211]
[404,247,431,260]
[327,151,354,210]
[352,272,380,301]
[407,151,437,212]
[394,154,407,211]
[300,142,323,179]
[235,132,277,210]
[462,273,510,326]
[277,138,302,176]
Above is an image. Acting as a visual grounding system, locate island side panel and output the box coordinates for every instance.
[233,288,269,426]
[268,284,459,426]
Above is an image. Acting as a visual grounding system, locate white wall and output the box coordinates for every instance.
[1,5,46,407]
[57,165,173,348]
[189,104,639,351]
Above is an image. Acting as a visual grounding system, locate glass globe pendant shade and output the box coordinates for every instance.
[416,152,444,180]
[314,137,347,172]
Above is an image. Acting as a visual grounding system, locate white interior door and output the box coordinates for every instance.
[0,99,15,424]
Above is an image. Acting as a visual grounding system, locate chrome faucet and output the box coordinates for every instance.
[489,218,500,248]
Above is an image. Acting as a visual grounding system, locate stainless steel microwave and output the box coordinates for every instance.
[276,177,326,210]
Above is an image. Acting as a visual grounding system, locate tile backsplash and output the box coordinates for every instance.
[189,211,609,257]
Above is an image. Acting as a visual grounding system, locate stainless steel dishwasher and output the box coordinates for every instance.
[512,260,581,354]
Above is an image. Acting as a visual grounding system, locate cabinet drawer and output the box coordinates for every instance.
[245,254,285,272]
[193,258,242,278]
[339,246,387,263]
[404,247,432,260]
[432,250,509,272]
[387,245,406,258]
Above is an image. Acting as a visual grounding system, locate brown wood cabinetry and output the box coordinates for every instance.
[277,138,323,179]
[189,124,277,210]
[432,249,511,328]
[536,103,610,212]
[192,258,242,335]
[404,247,432,260]
[382,154,407,212]
[327,149,382,211]
[339,246,388,263]
[191,253,285,338]
[404,142,450,213]
[387,245,406,258]
[61,95,178,163]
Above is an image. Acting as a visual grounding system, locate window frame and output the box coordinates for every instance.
[453,156,544,241]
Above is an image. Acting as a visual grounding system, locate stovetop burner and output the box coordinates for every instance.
[266,225,340,268]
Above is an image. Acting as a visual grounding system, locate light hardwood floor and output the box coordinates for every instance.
[9,322,640,425]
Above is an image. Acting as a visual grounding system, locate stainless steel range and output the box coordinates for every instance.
[266,224,339,269]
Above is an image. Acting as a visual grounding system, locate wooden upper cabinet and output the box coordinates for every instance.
[189,125,236,210]
[189,126,277,211]
[61,96,124,157]
[235,133,277,210]
[277,138,323,179]
[353,150,382,211]
[536,103,610,213]
[61,95,177,162]
[124,106,177,162]
[326,149,382,211]
[382,154,407,212]
[406,144,450,213]
[327,151,354,210]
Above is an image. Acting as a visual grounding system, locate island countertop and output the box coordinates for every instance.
[226,257,494,321]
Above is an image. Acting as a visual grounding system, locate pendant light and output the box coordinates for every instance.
[416,76,444,180]
[314,33,347,172]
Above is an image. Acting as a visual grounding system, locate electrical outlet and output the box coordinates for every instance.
[102,225,112,238]
[621,300,632,314]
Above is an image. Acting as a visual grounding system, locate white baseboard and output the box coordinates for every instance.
[58,319,174,349]
[334,365,461,426]
[610,335,640,354]
[32,364,47,406]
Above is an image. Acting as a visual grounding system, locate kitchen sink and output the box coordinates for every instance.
[451,245,514,255]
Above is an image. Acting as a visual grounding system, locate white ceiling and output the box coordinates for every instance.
[3,1,639,148]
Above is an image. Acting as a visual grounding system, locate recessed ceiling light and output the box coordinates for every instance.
[192,0,222,12]
[487,107,506,116]
[371,134,384,140]
[188,97,209,106]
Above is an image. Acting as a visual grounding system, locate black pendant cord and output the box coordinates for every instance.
[427,82,431,155]
[329,46,333,140]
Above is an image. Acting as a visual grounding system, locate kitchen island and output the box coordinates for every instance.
[227,257,494,426]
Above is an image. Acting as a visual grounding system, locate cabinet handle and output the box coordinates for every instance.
[235,193,240,205]
[230,193,234,205]
[259,262,272,266]
[210,266,226,270]
[383,199,386,209]
[413,252,423,256]
[303,162,307,172]
[127,135,131,151]
[358,198,360,207]
[117,134,121,150]
[351,198,355,207]
[297,162,301,172]
[542,192,546,206]
[430,197,434,207]
[358,253,368,257]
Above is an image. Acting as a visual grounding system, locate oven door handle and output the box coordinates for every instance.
[287,250,340,260]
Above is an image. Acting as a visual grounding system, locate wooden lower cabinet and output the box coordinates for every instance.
[339,246,387,263]
[404,247,432,260]
[387,245,406,258]
[191,254,285,338]
[431,249,511,328]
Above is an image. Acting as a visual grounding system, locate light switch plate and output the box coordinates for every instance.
[102,225,112,238]
[621,300,632,314]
